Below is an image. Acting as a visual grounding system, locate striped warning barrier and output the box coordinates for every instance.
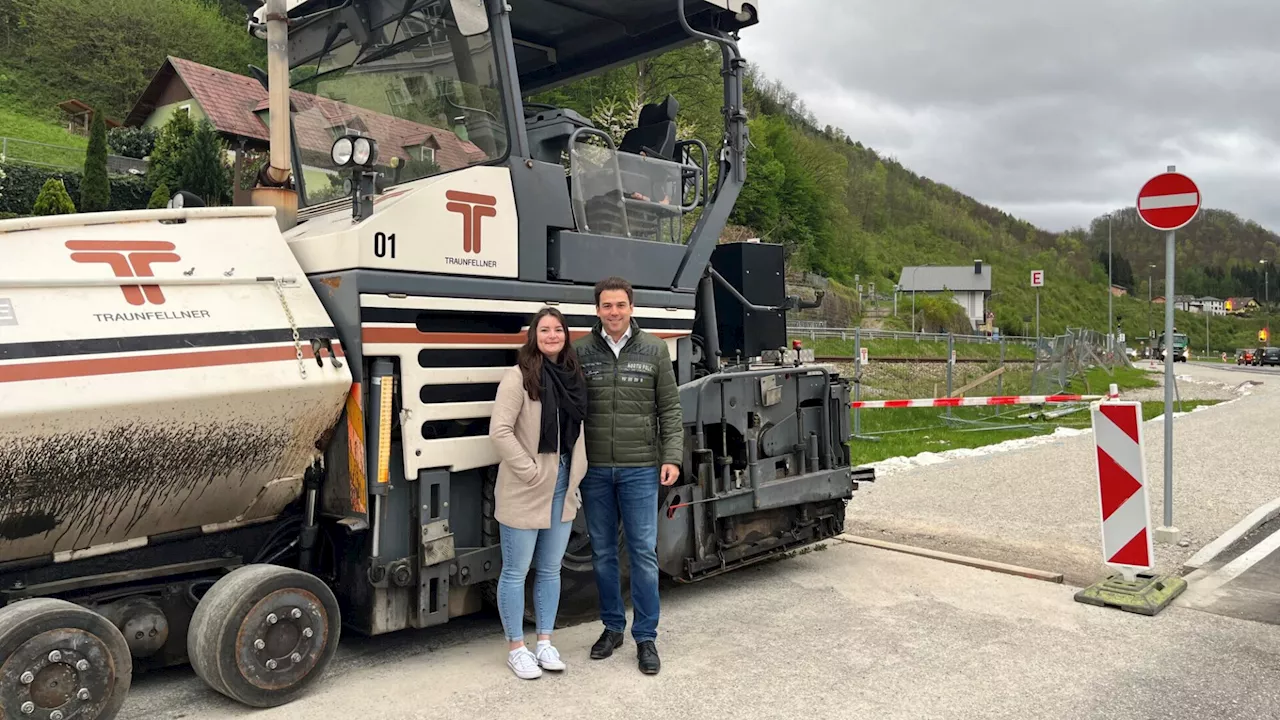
[849,393,1104,409]
[1091,400,1153,576]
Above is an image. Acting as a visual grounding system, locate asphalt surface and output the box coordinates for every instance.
[116,540,1280,720]
[1179,515,1280,626]
[847,362,1279,586]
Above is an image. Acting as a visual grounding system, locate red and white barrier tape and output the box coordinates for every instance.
[850,393,1107,409]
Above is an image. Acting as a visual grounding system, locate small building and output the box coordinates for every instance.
[1198,296,1226,316]
[897,260,992,331]
[1152,296,1166,304]
[1109,284,1128,297]
[1226,297,1260,316]
[57,99,122,136]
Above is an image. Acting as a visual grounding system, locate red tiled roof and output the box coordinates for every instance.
[160,57,487,170]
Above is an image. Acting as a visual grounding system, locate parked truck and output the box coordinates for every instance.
[0,1,873,718]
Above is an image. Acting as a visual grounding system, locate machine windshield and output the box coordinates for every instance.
[285,0,509,207]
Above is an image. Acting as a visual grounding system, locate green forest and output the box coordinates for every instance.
[1,1,1276,349]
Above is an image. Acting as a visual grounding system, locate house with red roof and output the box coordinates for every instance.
[124,56,487,204]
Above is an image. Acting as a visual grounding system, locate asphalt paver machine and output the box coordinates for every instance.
[0,1,873,717]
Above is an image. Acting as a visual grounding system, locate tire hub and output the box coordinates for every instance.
[234,588,328,692]
[0,628,115,719]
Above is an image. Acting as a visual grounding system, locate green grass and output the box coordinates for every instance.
[0,104,88,169]
[1063,365,1159,395]
[849,367,1216,466]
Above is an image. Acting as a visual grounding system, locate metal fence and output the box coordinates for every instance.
[802,326,1132,441]
[0,137,147,175]
[789,325,1040,347]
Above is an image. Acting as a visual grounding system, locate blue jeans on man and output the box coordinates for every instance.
[579,465,660,643]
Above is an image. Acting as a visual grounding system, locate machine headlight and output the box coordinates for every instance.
[353,137,378,167]
[331,137,354,167]
[331,134,378,169]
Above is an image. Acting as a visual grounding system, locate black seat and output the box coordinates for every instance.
[619,95,679,160]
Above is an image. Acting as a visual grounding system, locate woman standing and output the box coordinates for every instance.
[488,307,590,679]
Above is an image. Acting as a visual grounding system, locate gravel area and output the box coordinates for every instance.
[1122,363,1254,401]
[847,363,1279,586]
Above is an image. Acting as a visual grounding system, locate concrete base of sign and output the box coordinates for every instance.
[1155,525,1182,544]
[1073,572,1187,616]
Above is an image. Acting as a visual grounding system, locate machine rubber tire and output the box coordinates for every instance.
[0,597,133,720]
[481,467,630,629]
[186,564,340,709]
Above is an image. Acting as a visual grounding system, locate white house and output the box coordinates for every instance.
[1198,296,1226,316]
[897,260,992,331]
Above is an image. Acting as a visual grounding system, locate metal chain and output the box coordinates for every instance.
[274,279,307,379]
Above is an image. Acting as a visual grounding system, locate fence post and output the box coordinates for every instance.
[853,327,861,437]
[946,332,954,419]
[997,338,1005,398]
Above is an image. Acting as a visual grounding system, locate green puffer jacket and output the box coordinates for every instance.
[573,320,684,468]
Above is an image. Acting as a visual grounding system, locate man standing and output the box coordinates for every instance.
[574,276,683,675]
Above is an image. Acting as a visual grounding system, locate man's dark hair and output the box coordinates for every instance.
[594,276,634,306]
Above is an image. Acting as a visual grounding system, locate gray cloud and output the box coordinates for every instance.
[737,0,1280,233]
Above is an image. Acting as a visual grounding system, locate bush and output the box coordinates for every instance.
[81,111,112,212]
[148,183,170,209]
[108,126,158,159]
[178,119,232,205]
[32,178,77,215]
[0,162,152,215]
[148,111,196,193]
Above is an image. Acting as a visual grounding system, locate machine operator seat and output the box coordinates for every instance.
[618,95,680,161]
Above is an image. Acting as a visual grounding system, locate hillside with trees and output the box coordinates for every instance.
[1,1,1274,350]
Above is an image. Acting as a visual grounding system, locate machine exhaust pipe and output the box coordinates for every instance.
[251,0,298,232]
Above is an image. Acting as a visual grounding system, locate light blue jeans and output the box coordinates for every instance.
[497,452,573,641]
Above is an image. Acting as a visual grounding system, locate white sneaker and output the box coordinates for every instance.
[508,647,543,679]
[535,643,566,671]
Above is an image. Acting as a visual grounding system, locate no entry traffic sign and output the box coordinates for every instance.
[1091,400,1153,575]
[1136,171,1201,231]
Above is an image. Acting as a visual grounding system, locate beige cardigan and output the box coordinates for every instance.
[488,365,588,530]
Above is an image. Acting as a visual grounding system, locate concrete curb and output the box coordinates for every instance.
[834,534,1065,584]
[1182,495,1280,573]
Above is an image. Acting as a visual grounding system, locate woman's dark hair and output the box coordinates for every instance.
[517,307,582,400]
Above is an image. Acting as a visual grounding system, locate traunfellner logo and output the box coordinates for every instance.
[67,240,181,306]
[445,190,497,256]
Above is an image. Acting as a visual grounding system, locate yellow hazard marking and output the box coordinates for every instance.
[346,383,368,514]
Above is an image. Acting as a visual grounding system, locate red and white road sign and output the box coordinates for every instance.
[1090,401,1153,571]
[1030,270,1044,287]
[1136,171,1201,231]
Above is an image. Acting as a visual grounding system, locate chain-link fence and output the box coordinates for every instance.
[0,137,147,174]
[793,326,1133,441]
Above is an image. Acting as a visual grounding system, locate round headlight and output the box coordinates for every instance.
[353,137,376,166]
[331,137,353,166]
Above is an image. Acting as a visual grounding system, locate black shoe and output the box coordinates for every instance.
[590,629,625,659]
[636,640,660,675]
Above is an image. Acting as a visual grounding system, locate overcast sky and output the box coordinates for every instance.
[737,0,1280,234]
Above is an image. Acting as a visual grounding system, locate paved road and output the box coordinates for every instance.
[847,362,1278,586]
[1179,516,1280,626]
[118,540,1280,720]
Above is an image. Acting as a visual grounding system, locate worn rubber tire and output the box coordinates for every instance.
[0,597,133,720]
[186,564,340,709]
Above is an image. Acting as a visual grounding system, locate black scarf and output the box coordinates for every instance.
[538,359,588,454]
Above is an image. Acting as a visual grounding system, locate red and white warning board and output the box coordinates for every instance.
[1091,401,1154,572]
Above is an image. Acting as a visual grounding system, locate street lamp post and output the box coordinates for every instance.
[1263,259,1271,345]
[1108,213,1113,349]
